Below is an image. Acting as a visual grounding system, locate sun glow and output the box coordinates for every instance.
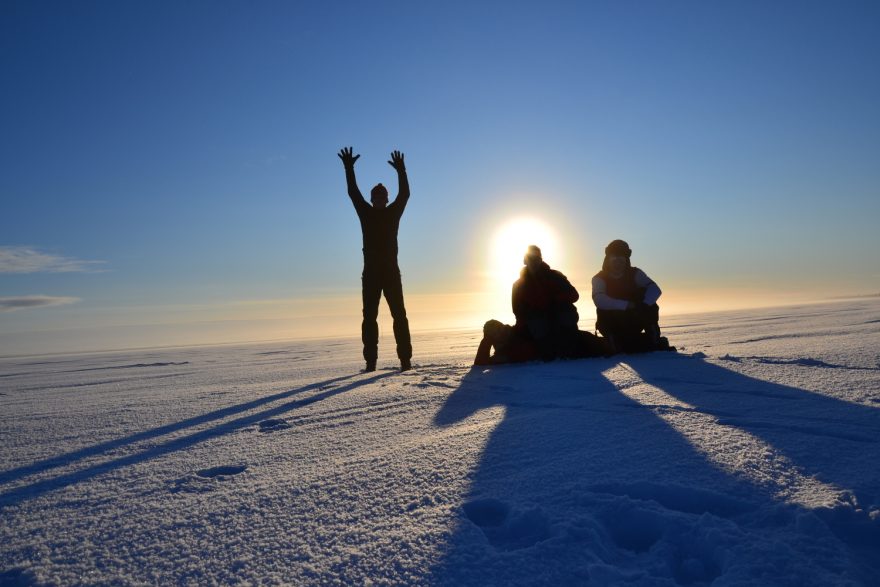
[487,217,562,319]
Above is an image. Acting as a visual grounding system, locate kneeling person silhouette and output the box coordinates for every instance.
[473,320,608,366]
[473,319,539,366]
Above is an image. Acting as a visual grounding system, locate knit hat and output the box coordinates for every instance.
[605,239,631,258]
[370,183,388,200]
[524,244,542,261]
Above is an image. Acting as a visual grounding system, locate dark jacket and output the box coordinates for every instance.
[512,262,579,331]
[595,267,643,302]
[352,200,408,269]
[346,167,410,269]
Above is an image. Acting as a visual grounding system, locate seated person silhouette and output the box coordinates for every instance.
[473,319,609,365]
[474,245,613,366]
[591,239,673,353]
[473,319,539,366]
[513,245,580,360]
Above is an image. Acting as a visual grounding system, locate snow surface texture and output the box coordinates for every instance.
[1,300,879,586]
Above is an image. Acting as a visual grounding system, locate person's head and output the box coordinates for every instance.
[523,244,543,275]
[483,319,510,345]
[603,239,632,275]
[370,183,389,208]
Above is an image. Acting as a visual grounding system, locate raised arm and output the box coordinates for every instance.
[338,147,368,211]
[387,150,410,210]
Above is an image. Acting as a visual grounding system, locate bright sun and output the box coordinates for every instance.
[489,217,562,308]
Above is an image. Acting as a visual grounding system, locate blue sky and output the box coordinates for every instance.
[2,1,879,355]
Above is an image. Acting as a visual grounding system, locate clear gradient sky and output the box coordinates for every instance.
[2,1,879,356]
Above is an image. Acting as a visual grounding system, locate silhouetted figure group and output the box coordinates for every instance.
[339,146,672,372]
[476,240,673,366]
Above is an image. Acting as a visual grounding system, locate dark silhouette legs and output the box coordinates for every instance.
[362,279,382,367]
[362,269,412,369]
[597,304,663,353]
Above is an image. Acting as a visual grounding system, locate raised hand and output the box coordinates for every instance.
[338,146,360,167]
[388,150,406,172]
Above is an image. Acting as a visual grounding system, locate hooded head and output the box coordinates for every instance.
[370,183,389,208]
[523,244,542,264]
[523,244,544,275]
[602,239,632,274]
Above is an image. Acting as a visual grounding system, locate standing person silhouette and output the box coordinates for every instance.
[338,146,412,372]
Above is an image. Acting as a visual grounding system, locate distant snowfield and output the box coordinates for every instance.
[2,300,879,586]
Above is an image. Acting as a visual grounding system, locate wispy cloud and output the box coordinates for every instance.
[0,246,106,273]
[0,295,81,312]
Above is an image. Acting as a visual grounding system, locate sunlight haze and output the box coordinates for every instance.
[2,1,878,355]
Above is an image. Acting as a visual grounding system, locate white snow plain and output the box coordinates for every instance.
[2,299,879,586]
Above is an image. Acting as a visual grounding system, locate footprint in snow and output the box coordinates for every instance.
[196,464,248,479]
[168,464,248,493]
[463,498,552,551]
[595,502,723,584]
[259,418,292,432]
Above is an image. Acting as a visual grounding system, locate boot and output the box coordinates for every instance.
[400,358,412,372]
[364,359,376,372]
[645,324,662,349]
[604,334,620,355]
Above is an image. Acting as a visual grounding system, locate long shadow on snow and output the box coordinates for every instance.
[0,372,365,485]
[0,371,394,508]
[627,354,880,550]
[428,358,877,586]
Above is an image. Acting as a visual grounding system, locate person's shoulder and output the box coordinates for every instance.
[631,267,657,285]
[550,268,571,281]
[354,198,372,214]
[512,269,529,289]
[387,200,407,218]
[592,270,606,281]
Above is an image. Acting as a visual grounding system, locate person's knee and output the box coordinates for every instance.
[385,291,408,320]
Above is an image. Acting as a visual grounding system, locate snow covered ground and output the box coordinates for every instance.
[2,299,879,586]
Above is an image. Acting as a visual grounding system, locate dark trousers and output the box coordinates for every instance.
[362,267,412,362]
[596,305,660,353]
